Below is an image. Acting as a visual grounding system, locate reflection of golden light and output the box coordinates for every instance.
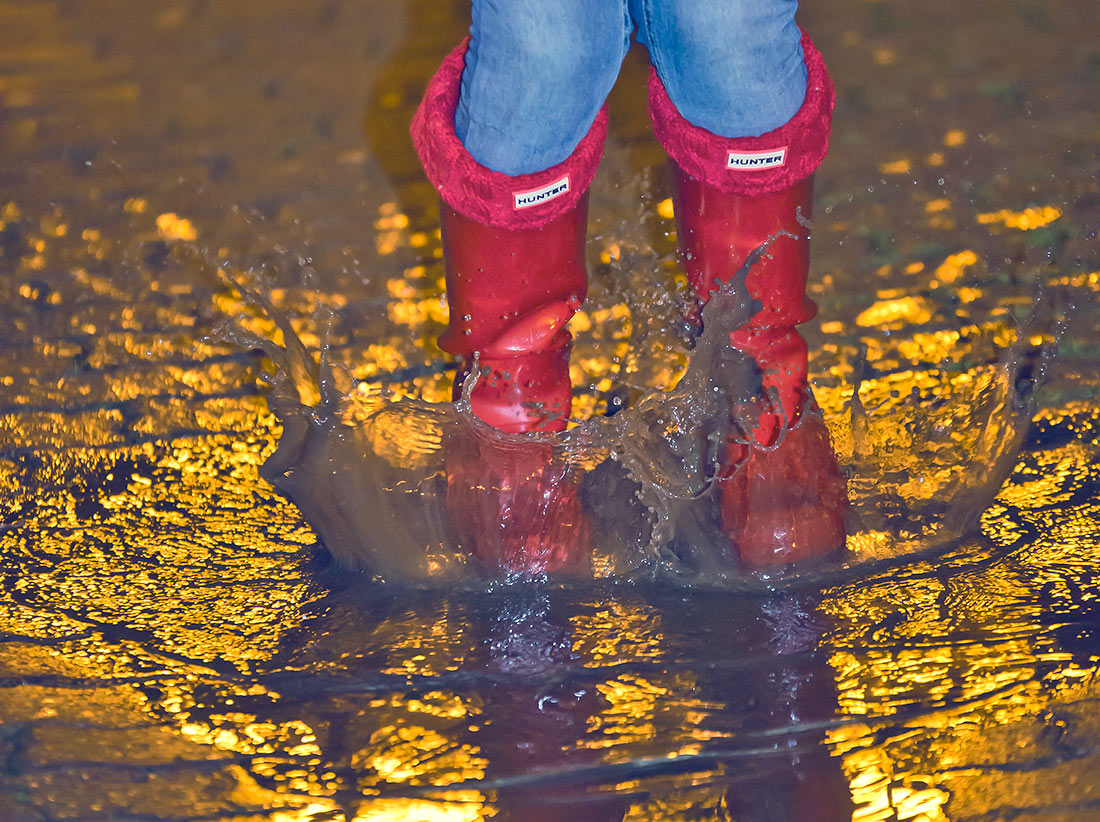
[387,278,418,299]
[375,203,416,255]
[569,309,593,333]
[569,600,721,763]
[386,274,449,328]
[40,214,68,237]
[1047,270,1100,291]
[568,303,632,392]
[926,152,945,166]
[932,249,978,285]
[855,296,933,328]
[643,337,689,391]
[19,282,56,302]
[571,392,600,421]
[996,448,1088,510]
[179,715,321,758]
[879,159,911,175]
[375,202,408,226]
[657,198,675,220]
[374,374,454,405]
[352,344,409,380]
[977,206,1062,231]
[845,529,893,560]
[223,766,341,821]
[375,605,474,678]
[388,295,448,327]
[360,725,486,785]
[360,406,444,470]
[581,668,720,760]
[272,803,343,822]
[944,129,966,146]
[924,199,950,213]
[354,797,488,821]
[376,231,402,255]
[831,739,950,822]
[404,691,471,720]
[156,211,198,241]
[571,599,663,667]
[588,675,664,751]
[873,47,896,66]
[818,433,1100,822]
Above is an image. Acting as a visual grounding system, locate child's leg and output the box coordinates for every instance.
[457,0,632,175]
[633,0,806,139]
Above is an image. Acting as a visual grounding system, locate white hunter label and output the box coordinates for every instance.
[727,147,788,170]
[514,175,570,209]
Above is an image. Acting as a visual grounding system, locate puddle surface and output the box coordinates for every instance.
[1,0,1099,819]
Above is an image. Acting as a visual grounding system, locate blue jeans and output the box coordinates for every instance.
[455,0,807,175]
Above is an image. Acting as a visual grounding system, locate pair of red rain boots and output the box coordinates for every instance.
[410,36,846,574]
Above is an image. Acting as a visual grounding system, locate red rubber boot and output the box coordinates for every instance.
[650,32,847,568]
[411,40,607,574]
[433,199,591,575]
[437,199,588,434]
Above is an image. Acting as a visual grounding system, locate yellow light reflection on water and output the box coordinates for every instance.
[354,797,489,821]
[977,206,1062,231]
[932,250,977,285]
[358,725,487,785]
[943,130,967,147]
[1,44,1096,815]
[879,159,911,175]
[820,408,1100,819]
[155,211,198,241]
[855,295,934,328]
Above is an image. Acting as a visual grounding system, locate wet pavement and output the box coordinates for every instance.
[1,0,1099,819]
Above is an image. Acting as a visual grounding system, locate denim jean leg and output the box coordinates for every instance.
[456,0,632,175]
[637,0,807,137]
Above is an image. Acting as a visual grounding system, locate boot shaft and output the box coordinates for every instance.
[673,169,817,331]
[437,196,589,361]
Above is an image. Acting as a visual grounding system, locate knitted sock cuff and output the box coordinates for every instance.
[411,38,607,231]
[648,31,834,195]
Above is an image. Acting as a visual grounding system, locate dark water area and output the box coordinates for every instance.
[2,0,1099,820]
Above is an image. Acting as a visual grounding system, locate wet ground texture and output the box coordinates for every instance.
[2,0,1100,819]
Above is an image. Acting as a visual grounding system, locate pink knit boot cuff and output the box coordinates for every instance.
[410,38,608,231]
[648,32,835,196]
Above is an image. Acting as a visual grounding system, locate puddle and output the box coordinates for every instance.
[1,0,1099,820]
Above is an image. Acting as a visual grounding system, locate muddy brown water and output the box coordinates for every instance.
[1,0,1099,819]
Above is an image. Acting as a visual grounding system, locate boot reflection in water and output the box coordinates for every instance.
[411,3,847,572]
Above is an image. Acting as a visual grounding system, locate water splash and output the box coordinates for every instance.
[212,243,1054,588]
